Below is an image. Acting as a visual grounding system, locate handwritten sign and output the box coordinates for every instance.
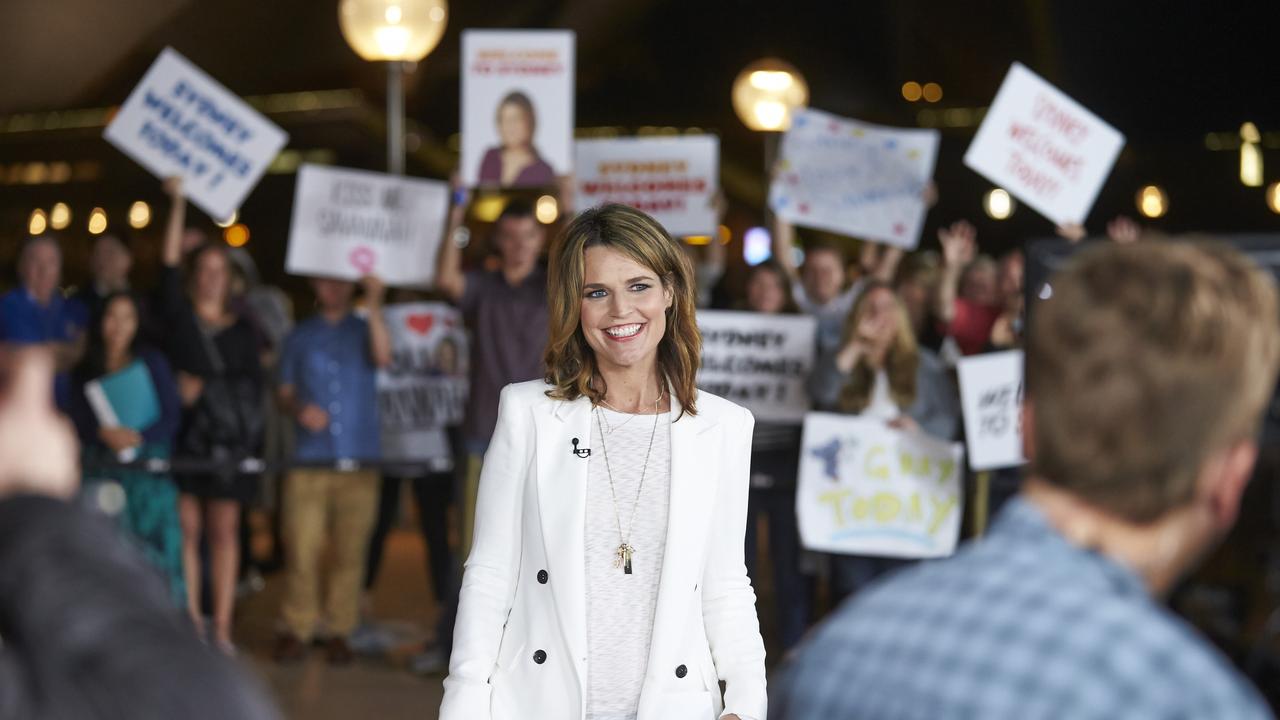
[461,30,575,188]
[695,310,817,424]
[957,350,1025,472]
[798,413,964,558]
[378,303,468,469]
[770,108,939,250]
[285,164,449,287]
[575,136,719,237]
[104,47,288,222]
[964,63,1125,226]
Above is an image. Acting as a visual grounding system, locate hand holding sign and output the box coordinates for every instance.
[957,350,1026,471]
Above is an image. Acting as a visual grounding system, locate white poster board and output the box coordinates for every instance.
[104,47,288,222]
[285,164,449,287]
[461,30,575,188]
[575,136,719,237]
[378,303,469,469]
[957,350,1026,472]
[798,413,964,558]
[770,108,939,250]
[696,311,817,424]
[964,62,1125,226]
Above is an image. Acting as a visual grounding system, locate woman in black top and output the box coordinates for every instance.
[158,178,263,654]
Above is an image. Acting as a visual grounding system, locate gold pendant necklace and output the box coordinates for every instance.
[594,403,662,575]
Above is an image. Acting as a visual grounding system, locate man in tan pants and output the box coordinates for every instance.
[274,276,392,665]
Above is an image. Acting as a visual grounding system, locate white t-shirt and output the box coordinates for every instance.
[584,407,672,720]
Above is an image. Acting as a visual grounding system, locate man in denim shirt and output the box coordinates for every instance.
[772,242,1280,719]
[274,276,391,665]
[0,237,87,408]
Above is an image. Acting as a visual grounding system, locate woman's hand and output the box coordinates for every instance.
[176,371,204,407]
[296,404,330,433]
[888,415,920,434]
[98,426,142,453]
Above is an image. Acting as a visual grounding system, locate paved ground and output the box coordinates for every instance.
[235,529,447,720]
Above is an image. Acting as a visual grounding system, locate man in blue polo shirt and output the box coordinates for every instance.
[772,242,1280,720]
[274,275,392,665]
[0,237,88,408]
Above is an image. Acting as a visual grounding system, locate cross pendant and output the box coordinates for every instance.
[615,544,635,575]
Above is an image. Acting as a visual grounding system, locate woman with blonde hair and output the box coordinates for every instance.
[809,279,959,601]
[441,203,766,720]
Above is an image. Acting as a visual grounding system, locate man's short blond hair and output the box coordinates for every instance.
[1028,240,1280,523]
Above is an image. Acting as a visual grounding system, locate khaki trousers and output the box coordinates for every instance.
[281,468,379,641]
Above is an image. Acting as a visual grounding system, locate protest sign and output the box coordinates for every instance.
[461,30,575,188]
[575,136,719,237]
[284,164,449,287]
[798,413,964,558]
[696,310,817,424]
[964,62,1125,226]
[770,108,939,250]
[957,350,1025,472]
[104,47,288,222]
[378,303,468,469]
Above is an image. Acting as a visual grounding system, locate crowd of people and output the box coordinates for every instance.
[2,164,1278,719]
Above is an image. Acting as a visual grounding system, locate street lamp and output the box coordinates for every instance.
[732,58,808,250]
[732,58,809,133]
[339,0,448,174]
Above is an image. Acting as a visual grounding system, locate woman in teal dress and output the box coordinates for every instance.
[71,292,186,606]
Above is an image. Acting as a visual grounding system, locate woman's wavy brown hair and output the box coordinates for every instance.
[838,280,919,414]
[544,203,701,417]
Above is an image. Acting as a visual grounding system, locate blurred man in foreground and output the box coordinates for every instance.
[772,241,1280,719]
[0,349,278,720]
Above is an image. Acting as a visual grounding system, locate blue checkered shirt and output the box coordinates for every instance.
[770,497,1273,720]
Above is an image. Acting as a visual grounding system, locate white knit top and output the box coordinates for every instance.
[584,407,672,720]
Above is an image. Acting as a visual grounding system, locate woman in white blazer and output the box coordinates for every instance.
[441,204,767,720]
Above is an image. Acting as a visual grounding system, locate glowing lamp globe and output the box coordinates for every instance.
[732,58,809,132]
[339,0,448,62]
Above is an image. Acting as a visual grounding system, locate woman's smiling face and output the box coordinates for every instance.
[579,245,672,375]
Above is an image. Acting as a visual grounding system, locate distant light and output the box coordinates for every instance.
[534,195,558,224]
[1241,122,1262,144]
[1241,143,1263,187]
[22,163,47,185]
[48,162,72,183]
[901,81,923,102]
[472,194,506,223]
[732,58,808,132]
[684,235,711,246]
[87,207,108,235]
[1266,182,1280,215]
[1038,283,1053,300]
[49,202,71,230]
[717,224,731,245]
[743,226,772,266]
[28,209,48,235]
[224,223,250,247]
[922,82,943,103]
[338,0,448,63]
[384,4,402,22]
[1136,185,1168,219]
[983,188,1014,220]
[128,201,151,229]
[752,100,788,131]
[215,211,238,228]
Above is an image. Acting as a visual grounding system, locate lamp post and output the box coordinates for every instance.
[339,0,448,175]
[731,58,808,237]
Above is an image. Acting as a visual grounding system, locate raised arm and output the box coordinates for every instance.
[361,276,393,369]
[770,213,800,283]
[935,220,976,326]
[161,177,186,269]
[434,177,471,303]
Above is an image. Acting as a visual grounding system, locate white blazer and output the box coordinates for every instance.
[441,380,768,720]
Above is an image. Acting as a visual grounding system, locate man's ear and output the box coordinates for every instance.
[1020,398,1035,463]
[1205,440,1259,531]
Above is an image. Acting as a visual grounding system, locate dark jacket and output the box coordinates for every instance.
[0,495,279,720]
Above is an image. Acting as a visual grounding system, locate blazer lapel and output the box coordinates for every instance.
[535,394,593,670]
[645,395,723,686]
